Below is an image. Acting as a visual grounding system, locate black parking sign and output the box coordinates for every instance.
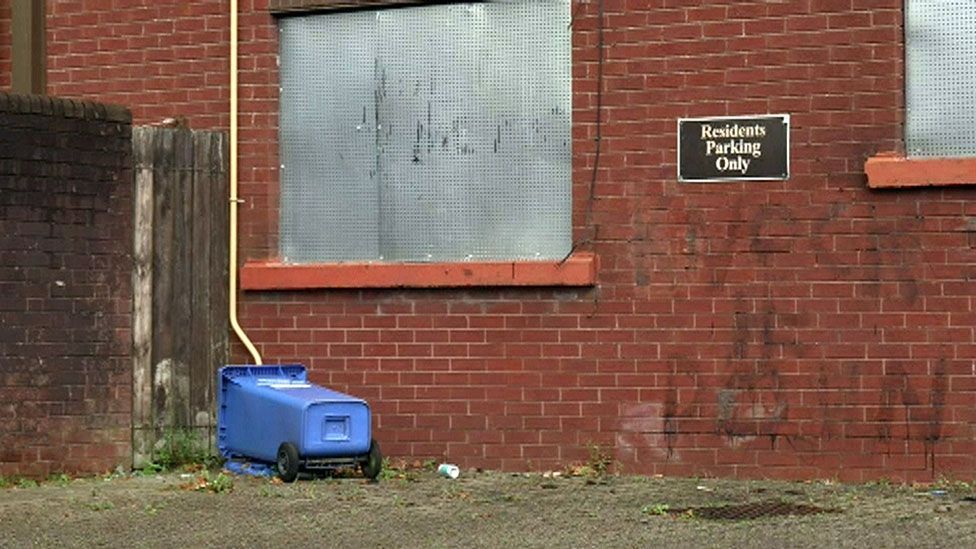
[678,115,790,182]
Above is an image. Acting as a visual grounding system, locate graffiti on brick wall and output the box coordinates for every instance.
[714,306,789,447]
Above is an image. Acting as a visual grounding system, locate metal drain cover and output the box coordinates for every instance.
[671,501,837,520]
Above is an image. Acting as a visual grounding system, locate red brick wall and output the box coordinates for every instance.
[45,0,280,258]
[0,93,133,478]
[0,2,10,89]
[44,0,976,482]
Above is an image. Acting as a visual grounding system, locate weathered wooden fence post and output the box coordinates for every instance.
[132,127,230,468]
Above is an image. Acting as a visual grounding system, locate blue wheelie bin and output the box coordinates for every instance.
[217,365,382,481]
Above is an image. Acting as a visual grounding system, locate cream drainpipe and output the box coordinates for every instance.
[229,0,263,365]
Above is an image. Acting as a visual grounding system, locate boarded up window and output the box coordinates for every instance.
[278,0,571,263]
[905,1,976,158]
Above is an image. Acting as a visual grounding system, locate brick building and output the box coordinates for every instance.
[3,0,976,482]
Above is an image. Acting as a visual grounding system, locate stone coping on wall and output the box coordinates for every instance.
[0,91,131,122]
[865,152,976,189]
[241,252,599,290]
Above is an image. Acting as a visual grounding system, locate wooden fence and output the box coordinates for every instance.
[132,127,230,467]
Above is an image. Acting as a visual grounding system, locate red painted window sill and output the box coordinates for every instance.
[865,152,976,189]
[240,252,598,290]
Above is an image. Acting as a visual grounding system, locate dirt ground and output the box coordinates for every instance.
[3,467,976,548]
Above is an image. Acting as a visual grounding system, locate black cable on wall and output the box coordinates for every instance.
[563,0,605,264]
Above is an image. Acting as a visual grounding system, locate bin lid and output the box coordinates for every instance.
[220,364,367,404]
[221,364,308,383]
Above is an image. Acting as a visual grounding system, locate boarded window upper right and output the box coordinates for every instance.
[905,1,976,158]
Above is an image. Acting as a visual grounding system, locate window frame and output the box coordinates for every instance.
[865,1,976,189]
[245,0,597,289]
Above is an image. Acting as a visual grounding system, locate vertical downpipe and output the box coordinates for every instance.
[229,0,263,365]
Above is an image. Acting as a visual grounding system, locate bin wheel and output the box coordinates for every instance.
[361,439,382,480]
[276,442,300,482]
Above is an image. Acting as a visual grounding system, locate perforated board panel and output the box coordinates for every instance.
[279,0,571,263]
[279,14,380,263]
[905,1,976,158]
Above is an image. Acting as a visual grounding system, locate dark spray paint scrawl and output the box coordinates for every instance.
[715,308,789,447]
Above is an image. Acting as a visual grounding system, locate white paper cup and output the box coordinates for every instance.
[437,463,460,479]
